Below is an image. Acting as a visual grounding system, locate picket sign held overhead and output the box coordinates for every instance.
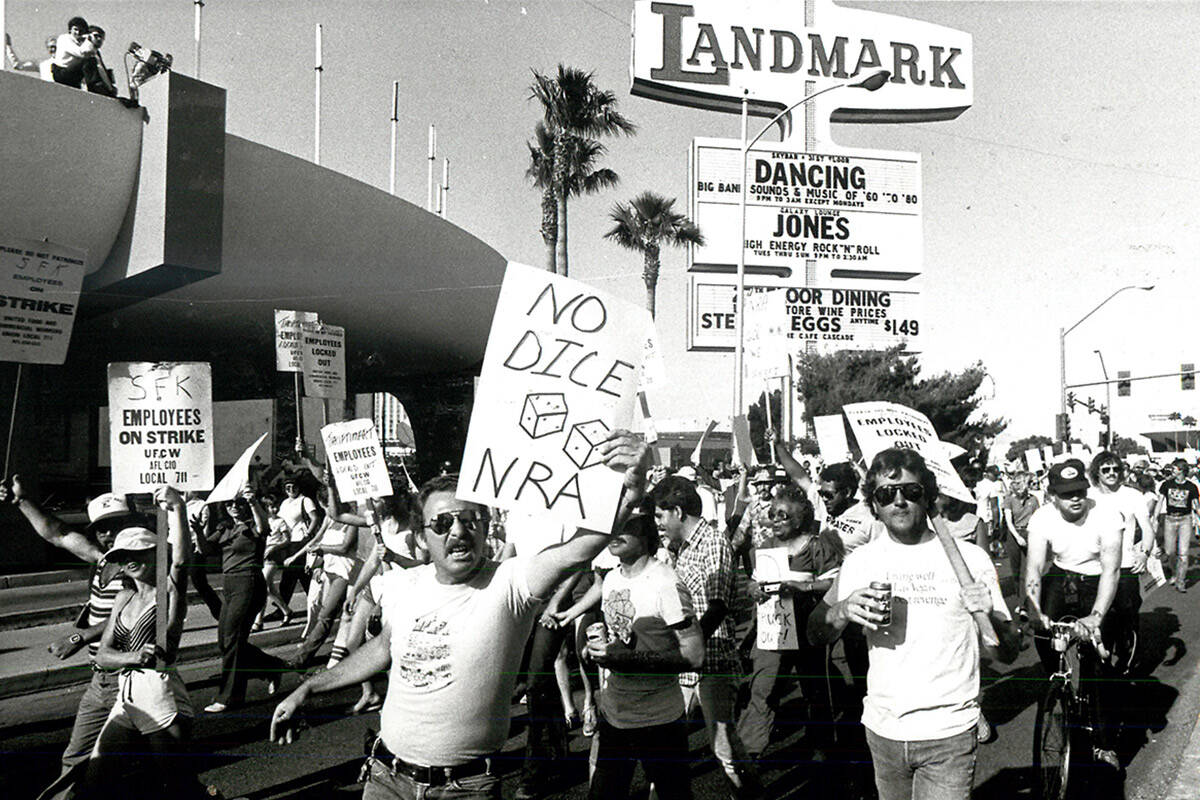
[812,414,850,461]
[457,262,651,532]
[302,321,346,399]
[1024,447,1044,474]
[207,432,270,505]
[731,414,756,467]
[275,309,319,372]
[108,362,214,494]
[321,418,391,502]
[841,401,972,503]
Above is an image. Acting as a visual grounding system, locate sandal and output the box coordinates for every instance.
[582,703,598,737]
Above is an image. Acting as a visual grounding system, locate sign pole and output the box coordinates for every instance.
[2,363,20,480]
[293,371,304,454]
[155,505,168,670]
[314,24,322,165]
[732,92,749,425]
[389,81,399,195]
[193,0,204,79]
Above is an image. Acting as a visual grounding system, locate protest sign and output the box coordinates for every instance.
[302,322,346,399]
[842,401,972,503]
[321,418,391,502]
[275,310,318,372]
[731,414,755,466]
[0,236,86,365]
[108,362,214,494]
[1025,447,1044,473]
[754,548,800,650]
[690,419,719,465]
[457,262,651,532]
[942,440,967,460]
[813,414,850,461]
[743,290,789,387]
[207,432,270,505]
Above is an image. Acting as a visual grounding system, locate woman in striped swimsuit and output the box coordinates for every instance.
[81,487,201,798]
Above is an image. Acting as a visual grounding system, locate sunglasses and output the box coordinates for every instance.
[768,509,797,521]
[424,508,485,535]
[817,490,839,501]
[1098,466,1120,474]
[871,483,925,506]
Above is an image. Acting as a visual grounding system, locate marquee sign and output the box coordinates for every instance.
[632,0,973,123]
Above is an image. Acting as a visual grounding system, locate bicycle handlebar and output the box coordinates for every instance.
[1036,618,1110,661]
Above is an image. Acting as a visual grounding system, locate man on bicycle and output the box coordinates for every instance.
[1025,458,1124,771]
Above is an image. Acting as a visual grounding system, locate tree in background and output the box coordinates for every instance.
[1112,436,1148,457]
[529,65,635,276]
[525,123,620,273]
[604,191,703,317]
[1005,434,1055,464]
[795,346,1006,448]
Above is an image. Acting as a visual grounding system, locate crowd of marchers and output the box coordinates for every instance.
[8,429,1196,800]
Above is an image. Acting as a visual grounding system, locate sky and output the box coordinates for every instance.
[7,0,1200,449]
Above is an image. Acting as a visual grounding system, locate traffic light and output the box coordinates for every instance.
[1067,391,1077,410]
[1056,413,1070,442]
[1183,363,1195,391]
[1117,370,1131,397]
[1086,397,1096,413]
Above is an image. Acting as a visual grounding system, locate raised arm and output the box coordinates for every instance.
[1,476,105,563]
[527,431,650,599]
[1023,521,1051,627]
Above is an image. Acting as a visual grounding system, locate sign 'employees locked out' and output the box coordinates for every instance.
[302,322,346,399]
[0,236,87,365]
[321,419,391,502]
[108,362,214,494]
[458,262,652,531]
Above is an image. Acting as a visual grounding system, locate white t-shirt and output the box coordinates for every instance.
[974,478,1003,522]
[1090,486,1148,568]
[278,495,318,542]
[1026,500,1122,576]
[822,501,882,555]
[830,533,1009,741]
[599,558,694,729]
[377,558,541,766]
[503,510,570,556]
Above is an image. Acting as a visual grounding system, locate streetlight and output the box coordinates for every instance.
[1094,349,1111,448]
[732,70,890,426]
[1058,284,1154,442]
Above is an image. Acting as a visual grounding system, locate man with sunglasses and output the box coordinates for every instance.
[269,430,648,800]
[0,476,150,800]
[1025,458,1124,771]
[808,449,1017,800]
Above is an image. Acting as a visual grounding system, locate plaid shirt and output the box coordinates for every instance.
[671,518,740,685]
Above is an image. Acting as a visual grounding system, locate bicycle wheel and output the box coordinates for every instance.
[1033,683,1073,800]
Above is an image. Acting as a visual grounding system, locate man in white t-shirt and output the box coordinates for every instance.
[50,16,97,88]
[1087,452,1154,666]
[585,508,703,800]
[808,449,1018,800]
[277,477,324,607]
[1025,458,1124,771]
[270,430,649,800]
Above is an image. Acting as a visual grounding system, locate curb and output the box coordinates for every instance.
[0,569,88,590]
[0,622,302,700]
[1164,662,1200,800]
[0,582,228,632]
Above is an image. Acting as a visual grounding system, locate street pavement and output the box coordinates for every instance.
[1,559,1199,799]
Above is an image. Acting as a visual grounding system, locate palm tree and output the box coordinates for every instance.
[525,123,620,274]
[605,192,704,318]
[530,65,635,276]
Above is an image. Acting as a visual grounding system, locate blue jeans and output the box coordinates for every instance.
[361,757,500,800]
[864,726,977,800]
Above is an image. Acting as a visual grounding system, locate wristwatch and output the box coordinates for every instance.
[68,633,83,645]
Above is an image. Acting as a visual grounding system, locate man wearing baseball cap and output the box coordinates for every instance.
[1,477,151,799]
[1024,458,1124,771]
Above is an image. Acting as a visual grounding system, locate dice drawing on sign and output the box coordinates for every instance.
[563,419,609,469]
[519,392,568,439]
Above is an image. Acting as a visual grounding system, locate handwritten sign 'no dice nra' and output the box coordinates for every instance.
[108,362,214,494]
[458,263,652,532]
